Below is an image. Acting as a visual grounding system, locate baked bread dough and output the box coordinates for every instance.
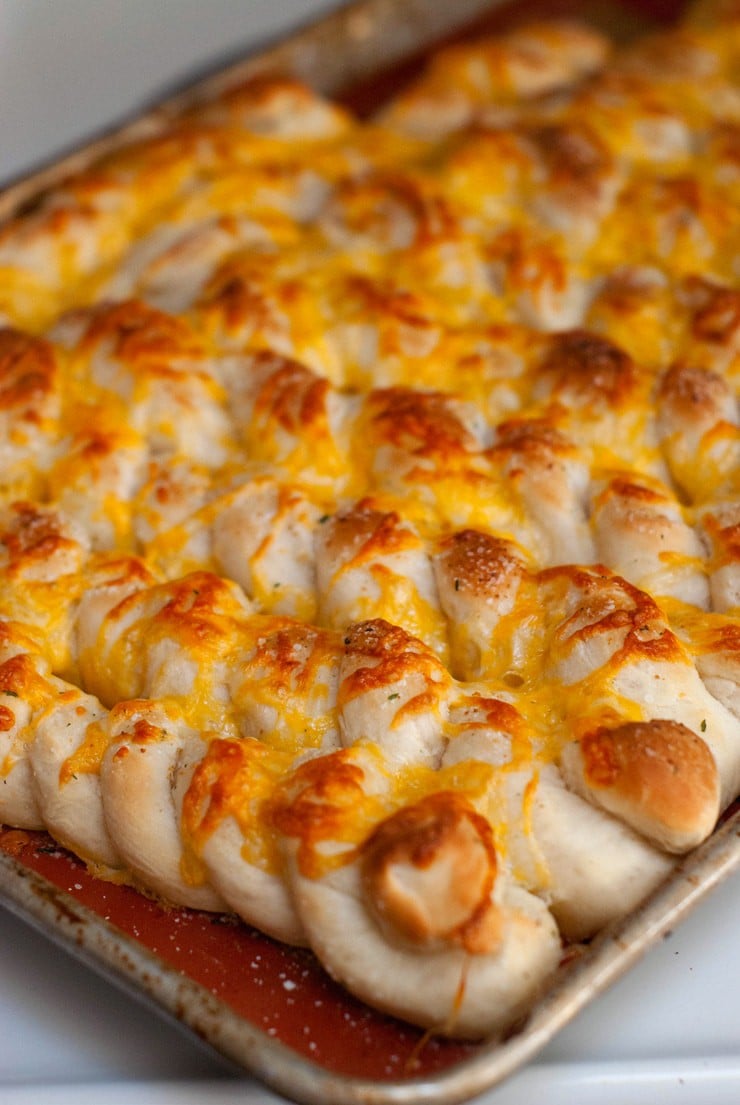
[0,0,738,1040]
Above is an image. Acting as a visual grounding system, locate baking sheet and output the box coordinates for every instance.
[1,1,739,1103]
[1,869,740,1104]
[1,805,738,1104]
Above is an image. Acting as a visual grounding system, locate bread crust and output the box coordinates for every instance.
[561,719,720,852]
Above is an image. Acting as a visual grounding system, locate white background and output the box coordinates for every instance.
[0,3,739,1103]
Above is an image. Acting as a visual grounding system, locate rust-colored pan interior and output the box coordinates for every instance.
[0,827,475,1082]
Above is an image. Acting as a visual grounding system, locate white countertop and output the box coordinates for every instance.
[0,3,738,1102]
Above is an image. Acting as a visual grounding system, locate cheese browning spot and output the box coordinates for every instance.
[182,736,291,872]
[271,749,386,879]
[539,329,638,408]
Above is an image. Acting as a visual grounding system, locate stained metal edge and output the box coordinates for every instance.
[0,851,286,1088]
[1,807,739,1105]
[0,0,499,220]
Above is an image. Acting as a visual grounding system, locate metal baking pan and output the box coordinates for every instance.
[1,814,738,1104]
[1,1,739,1102]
